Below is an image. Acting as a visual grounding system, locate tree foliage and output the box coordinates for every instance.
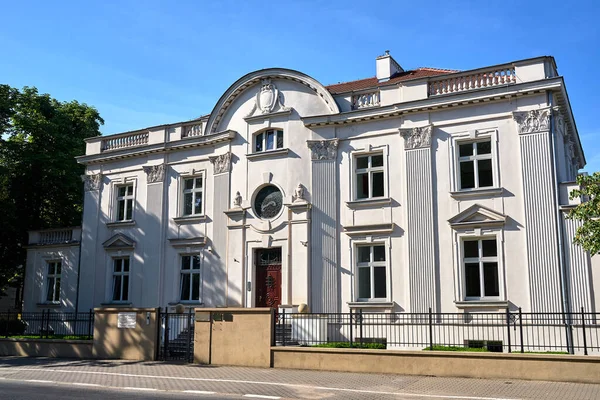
[0,85,103,293]
[568,172,600,256]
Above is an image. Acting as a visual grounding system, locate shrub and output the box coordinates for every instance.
[424,345,488,352]
[0,319,27,336]
[312,342,386,349]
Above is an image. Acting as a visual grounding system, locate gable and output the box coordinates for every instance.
[449,204,506,229]
[102,233,136,249]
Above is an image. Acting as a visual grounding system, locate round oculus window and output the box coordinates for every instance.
[254,185,283,219]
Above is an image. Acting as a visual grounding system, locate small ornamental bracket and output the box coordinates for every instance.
[513,108,551,135]
[143,164,166,184]
[209,152,232,175]
[306,138,339,160]
[399,125,432,150]
[81,173,102,191]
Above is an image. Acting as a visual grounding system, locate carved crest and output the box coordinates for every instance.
[245,79,291,118]
[307,139,339,160]
[143,164,166,184]
[399,125,432,150]
[209,152,231,175]
[513,109,551,134]
[81,173,102,192]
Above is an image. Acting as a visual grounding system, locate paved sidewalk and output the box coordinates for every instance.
[0,356,599,399]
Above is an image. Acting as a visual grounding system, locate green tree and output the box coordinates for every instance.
[568,172,600,256]
[0,85,103,295]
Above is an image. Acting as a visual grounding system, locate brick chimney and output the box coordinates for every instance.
[376,50,403,82]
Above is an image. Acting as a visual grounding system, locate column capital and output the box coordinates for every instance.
[209,152,232,174]
[81,173,102,191]
[513,108,551,135]
[399,125,432,150]
[306,139,339,160]
[143,164,166,184]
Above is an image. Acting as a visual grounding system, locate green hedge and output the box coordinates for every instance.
[312,342,386,349]
[424,345,488,352]
[0,319,26,336]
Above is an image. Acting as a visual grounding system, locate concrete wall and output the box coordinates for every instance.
[92,307,158,361]
[272,347,600,384]
[194,308,273,367]
[0,338,92,358]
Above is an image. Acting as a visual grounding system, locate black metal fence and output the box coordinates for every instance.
[275,308,600,355]
[0,310,94,339]
[157,308,195,362]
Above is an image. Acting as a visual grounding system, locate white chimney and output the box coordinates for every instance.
[376,50,403,82]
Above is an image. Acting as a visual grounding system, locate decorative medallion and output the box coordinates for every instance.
[399,125,432,150]
[306,139,339,160]
[513,109,551,134]
[81,173,102,191]
[209,152,231,175]
[245,79,291,118]
[254,185,283,219]
[142,164,166,184]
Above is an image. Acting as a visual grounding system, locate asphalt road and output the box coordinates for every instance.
[0,380,234,400]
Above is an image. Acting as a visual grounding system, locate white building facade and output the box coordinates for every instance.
[24,54,598,320]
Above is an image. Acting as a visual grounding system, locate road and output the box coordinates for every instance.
[0,357,599,400]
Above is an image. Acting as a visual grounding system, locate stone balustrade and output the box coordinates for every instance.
[182,123,203,138]
[428,67,516,96]
[352,91,380,110]
[101,132,149,152]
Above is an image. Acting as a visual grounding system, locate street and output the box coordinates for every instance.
[0,357,599,400]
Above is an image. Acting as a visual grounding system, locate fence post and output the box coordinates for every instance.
[428,307,433,350]
[519,307,524,353]
[46,309,51,338]
[88,309,93,339]
[187,308,193,362]
[359,309,363,347]
[39,310,44,338]
[349,309,353,347]
[506,308,512,353]
[581,307,588,356]
[164,310,170,358]
[282,309,286,347]
[5,310,9,338]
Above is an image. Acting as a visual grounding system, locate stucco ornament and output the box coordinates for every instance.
[513,109,551,134]
[81,173,102,191]
[306,139,339,160]
[399,125,432,150]
[245,79,290,118]
[142,164,166,184]
[293,183,306,202]
[233,191,242,208]
[209,152,231,175]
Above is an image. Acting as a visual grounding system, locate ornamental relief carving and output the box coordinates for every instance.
[143,164,166,184]
[513,109,551,134]
[306,139,339,160]
[81,173,102,192]
[399,125,432,150]
[245,79,291,119]
[209,152,231,175]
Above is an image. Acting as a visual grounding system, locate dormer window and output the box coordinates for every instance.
[255,129,283,153]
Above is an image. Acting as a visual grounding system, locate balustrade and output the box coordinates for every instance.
[428,67,516,96]
[352,91,380,110]
[39,229,73,244]
[182,123,203,138]
[101,132,149,152]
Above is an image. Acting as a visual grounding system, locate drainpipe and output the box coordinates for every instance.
[548,92,573,354]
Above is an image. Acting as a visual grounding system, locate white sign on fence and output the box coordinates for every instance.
[117,312,137,329]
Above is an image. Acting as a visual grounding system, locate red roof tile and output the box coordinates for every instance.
[325,67,458,94]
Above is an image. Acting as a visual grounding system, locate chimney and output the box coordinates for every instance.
[376,50,403,82]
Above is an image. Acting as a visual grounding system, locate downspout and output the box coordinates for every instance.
[548,92,573,354]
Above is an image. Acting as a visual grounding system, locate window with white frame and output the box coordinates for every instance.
[111,257,130,302]
[457,140,494,190]
[255,129,283,153]
[354,153,385,200]
[356,244,387,300]
[180,254,201,302]
[115,184,134,221]
[463,238,500,299]
[182,175,204,216]
[45,261,61,303]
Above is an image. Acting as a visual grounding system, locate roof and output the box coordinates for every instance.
[325,67,458,94]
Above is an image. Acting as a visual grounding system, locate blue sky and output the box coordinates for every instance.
[1,1,599,170]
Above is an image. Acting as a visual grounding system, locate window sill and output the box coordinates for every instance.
[347,301,394,309]
[346,197,392,209]
[246,148,289,160]
[450,187,503,199]
[173,215,207,224]
[106,220,136,228]
[100,302,132,307]
[36,302,61,308]
[454,300,508,309]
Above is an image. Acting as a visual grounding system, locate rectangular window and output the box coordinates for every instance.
[116,184,134,221]
[45,261,61,303]
[458,139,494,190]
[357,244,387,300]
[255,129,284,153]
[355,153,385,200]
[180,255,201,302]
[182,175,204,216]
[112,257,130,302]
[463,238,499,299]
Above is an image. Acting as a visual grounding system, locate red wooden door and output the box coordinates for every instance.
[255,249,282,308]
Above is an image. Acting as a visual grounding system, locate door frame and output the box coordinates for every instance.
[254,247,283,308]
[245,243,288,308]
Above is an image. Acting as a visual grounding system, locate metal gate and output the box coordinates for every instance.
[158,309,195,362]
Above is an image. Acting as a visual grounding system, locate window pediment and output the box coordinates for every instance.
[103,233,136,250]
[449,204,506,229]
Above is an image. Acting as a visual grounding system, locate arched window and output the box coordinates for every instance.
[255,129,283,153]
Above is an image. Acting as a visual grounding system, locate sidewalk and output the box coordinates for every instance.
[0,356,599,399]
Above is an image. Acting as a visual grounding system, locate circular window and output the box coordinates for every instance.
[254,185,283,219]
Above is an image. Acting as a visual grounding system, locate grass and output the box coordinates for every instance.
[312,342,386,349]
[3,334,92,340]
[424,345,489,352]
